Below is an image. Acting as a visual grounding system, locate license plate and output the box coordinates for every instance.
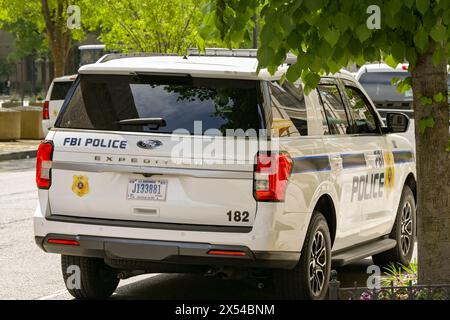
[127,179,167,201]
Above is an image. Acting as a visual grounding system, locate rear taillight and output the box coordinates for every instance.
[254,152,292,202]
[43,101,49,120]
[36,141,53,189]
[207,250,247,257]
[47,239,79,246]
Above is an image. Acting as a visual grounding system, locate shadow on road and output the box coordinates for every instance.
[111,259,374,300]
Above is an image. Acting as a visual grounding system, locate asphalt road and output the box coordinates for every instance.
[0,158,394,300]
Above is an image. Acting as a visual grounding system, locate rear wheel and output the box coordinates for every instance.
[61,255,119,299]
[274,212,331,300]
[372,185,416,267]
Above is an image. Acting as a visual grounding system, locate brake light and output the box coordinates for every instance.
[43,101,49,120]
[207,250,246,257]
[47,239,79,246]
[36,141,53,189]
[254,152,292,202]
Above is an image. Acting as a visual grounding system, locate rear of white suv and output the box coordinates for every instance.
[34,58,301,299]
[42,75,76,136]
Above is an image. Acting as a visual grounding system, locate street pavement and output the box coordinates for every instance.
[0,158,413,300]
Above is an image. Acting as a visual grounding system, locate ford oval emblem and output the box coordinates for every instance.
[137,140,163,150]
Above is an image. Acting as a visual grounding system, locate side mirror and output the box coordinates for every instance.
[385,112,410,133]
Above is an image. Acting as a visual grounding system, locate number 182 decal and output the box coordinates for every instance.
[227,210,250,223]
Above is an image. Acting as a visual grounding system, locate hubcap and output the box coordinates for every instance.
[309,231,327,296]
[400,201,413,256]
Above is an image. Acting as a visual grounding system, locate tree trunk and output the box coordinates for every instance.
[41,0,72,77]
[52,44,65,77]
[412,42,450,284]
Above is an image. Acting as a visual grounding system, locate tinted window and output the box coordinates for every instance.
[317,84,351,135]
[58,75,264,136]
[268,81,308,136]
[50,81,74,100]
[344,86,379,134]
[360,72,450,104]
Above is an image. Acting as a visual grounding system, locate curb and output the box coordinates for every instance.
[0,150,37,162]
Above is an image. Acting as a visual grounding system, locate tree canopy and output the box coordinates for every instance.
[82,0,203,53]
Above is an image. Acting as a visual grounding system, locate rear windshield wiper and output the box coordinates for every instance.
[117,118,167,129]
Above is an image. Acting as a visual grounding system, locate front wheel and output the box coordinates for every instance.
[274,211,331,300]
[61,255,119,299]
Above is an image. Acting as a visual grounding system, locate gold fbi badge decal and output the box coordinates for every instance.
[72,175,90,197]
[384,151,395,189]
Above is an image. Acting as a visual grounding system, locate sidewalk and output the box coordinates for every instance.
[0,140,41,161]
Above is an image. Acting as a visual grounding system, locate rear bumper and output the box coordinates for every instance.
[35,234,299,270]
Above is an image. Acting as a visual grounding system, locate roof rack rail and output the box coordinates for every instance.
[187,48,257,57]
[98,52,178,63]
[97,48,298,65]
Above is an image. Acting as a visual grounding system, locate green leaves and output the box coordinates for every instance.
[433,92,447,102]
[416,0,430,15]
[391,42,406,61]
[398,78,412,94]
[257,46,275,68]
[413,26,429,53]
[432,46,446,66]
[384,54,399,69]
[419,95,433,106]
[302,71,321,95]
[324,28,340,47]
[419,116,435,134]
[355,24,371,42]
[430,23,447,42]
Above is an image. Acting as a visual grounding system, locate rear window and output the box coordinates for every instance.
[57,74,264,136]
[50,81,74,100]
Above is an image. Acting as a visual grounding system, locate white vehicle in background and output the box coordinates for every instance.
[34,50,416,300]
[355,63,450,151]
[42,75,76,136]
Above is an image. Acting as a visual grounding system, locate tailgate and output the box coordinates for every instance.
[49,131,258,228]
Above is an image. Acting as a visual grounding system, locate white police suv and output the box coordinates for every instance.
[34,49,416,300]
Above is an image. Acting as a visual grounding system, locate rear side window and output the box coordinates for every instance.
[58,75,264,136]
[268,81,308,136]
[317,84,351,135]
[50,81,73,100]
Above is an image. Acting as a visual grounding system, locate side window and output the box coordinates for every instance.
[317,84,351,135]
[268,81,308,136]
[344,85,379,134]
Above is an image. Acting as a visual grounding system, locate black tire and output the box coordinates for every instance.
[61,255,119,299]
[274,211,331,300]
[372,185,416,268]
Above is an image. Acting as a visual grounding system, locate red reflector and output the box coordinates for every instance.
[254,152,293,202]
[43,101,49,120]
[47,239,79,246]
[207,250,246,257]
[36,141,53,189]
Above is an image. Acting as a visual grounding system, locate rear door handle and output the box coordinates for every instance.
[330,156,343,171]
[365,154,378,168]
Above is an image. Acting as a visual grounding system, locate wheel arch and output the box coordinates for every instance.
[312,194,337,247]
[404,172,417,202]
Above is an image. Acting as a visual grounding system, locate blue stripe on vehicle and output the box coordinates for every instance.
[392,150,415,164]
[292,155,331,173]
